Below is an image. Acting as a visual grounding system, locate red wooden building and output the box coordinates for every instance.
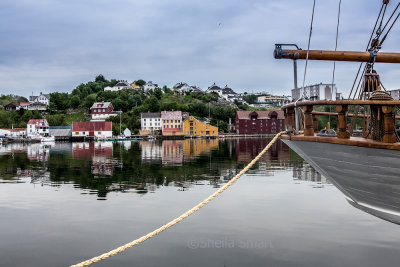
[235,110,285,134]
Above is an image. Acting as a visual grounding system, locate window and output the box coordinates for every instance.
[98,132,101,134]
[144,118,146,121]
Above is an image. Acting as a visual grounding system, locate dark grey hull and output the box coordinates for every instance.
[282,139,400,225]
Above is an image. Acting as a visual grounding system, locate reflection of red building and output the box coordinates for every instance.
[73,142,114,176]
[235,138,289,163]
[235,110,285,134]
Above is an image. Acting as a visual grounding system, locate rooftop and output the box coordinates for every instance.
[141,112,161,118]
[236,110,285,120]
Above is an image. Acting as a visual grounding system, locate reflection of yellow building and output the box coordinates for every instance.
[183,138,219,159]
[183,116,218,137]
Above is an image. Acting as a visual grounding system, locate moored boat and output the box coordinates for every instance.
[275,1,400,224]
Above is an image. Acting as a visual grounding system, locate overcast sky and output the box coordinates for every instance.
[0,0,399,97]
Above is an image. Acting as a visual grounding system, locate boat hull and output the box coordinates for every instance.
[282,139,400,224]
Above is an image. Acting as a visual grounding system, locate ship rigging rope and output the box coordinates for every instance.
[330,0,342,126]
[71,131,286,267]
[348,2,385,99]
[300,0,316,100]
[350,2,400,100]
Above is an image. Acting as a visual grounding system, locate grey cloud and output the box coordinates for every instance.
[0,0,399,97]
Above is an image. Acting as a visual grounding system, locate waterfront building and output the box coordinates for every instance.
[161,111,183,137]
[0,128,26,138]
[49,126,72,140]
[104,80,132,91]
[27,119,50,137]
[140,112,162,135]
[29,92,50,106]
[235,110,285,135]
[291,83,337,101]
[90,102,118,121]
[143,81,159,91]
[4,103,19,111]
[72,121,113,138]
[183,116,218,137]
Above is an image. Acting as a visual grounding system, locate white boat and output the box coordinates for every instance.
[41,136,55,143]
[31,135,55,143]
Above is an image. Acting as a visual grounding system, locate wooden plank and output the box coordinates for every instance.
[282,100,400,109]
[281,134,400,151]
[274,49,400,63]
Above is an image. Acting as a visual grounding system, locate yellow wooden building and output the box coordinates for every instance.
[183,116,218,137]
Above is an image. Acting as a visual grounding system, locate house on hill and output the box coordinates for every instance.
[173,82,203,94]
[104,81,132,91]
[19,102,30,110]
[143,81,159,91]
[206,83,240,102]
[130,81,141,90]
[29,92,50,106]
[4,103,19,111]
[90,102,118,121]
[235,110,285,134]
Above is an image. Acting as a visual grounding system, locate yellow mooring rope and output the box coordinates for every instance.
[71,131,286,267]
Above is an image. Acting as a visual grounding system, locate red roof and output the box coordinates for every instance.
[72,121,112,132]
[27,119,48,125]
[20,102,30,106]
[1,128,26,132]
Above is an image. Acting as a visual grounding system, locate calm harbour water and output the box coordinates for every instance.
[0,138,399,267]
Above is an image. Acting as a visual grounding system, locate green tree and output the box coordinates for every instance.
[95,74,108,83]
[154,88,163,100]
[135,79,146,87]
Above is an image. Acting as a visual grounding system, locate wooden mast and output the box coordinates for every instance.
[274,49,400,63]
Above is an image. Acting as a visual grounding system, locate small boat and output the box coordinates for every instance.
[31,135,55,143]
[41,136,55,143]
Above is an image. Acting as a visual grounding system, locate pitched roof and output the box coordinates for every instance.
[72,121,112,131]
[207,83,221,91]
[29,93,50,101]
[161,111,182,120]
[141,112,161,118]
[236,110,285,120]
[222,86,237,95]
[27,119,48,125]
[91,102,112,109]
[19,102,30,106]
[114,81,130,87]
[4,103,18,107]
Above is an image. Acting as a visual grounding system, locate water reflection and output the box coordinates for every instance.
[0,139,315,197]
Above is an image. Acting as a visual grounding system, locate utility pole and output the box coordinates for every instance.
[119,111,122,137]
